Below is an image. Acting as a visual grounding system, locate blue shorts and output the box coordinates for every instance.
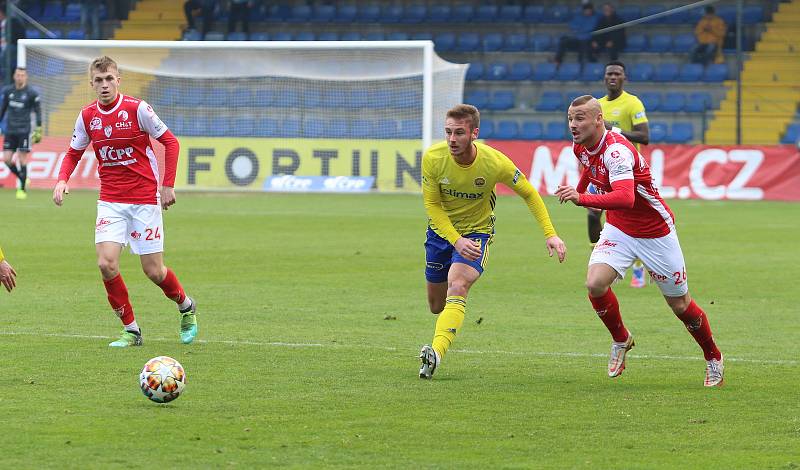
[424,228,492,283]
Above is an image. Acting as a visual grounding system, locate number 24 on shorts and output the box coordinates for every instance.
[144,227,161,240]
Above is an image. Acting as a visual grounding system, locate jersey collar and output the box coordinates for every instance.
[586,130,608,156]
[96,94,124,115]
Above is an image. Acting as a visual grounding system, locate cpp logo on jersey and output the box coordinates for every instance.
[90,117,102,131]
[117,110,128,121]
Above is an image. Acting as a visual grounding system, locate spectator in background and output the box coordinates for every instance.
[592,3,626,62]
[554,2,599,65]
[227,0,252,39]
[184,0,215,39]
[80,0,102,40]
[0,4,25,84]
[691,5,726,65]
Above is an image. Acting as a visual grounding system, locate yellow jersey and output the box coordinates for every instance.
[421,141,557,244]
[598,90,648,150]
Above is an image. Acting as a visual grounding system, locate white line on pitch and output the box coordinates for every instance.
[0,331,796,366]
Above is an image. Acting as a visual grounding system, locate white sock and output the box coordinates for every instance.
[124,320,140,334]
[178,296,192,311]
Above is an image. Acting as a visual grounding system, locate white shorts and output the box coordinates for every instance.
[95,201,164,255]
[589,223,689,297]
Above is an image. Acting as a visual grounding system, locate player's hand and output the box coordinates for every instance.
[454,237,482,262]
[0,259,17,292]
[52,180,69,206]
[554,185,580,205]
[32,126,42,144]
[545,236,567,263]
[161,186,176,210]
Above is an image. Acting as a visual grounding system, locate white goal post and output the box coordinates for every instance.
[17,39,467,193]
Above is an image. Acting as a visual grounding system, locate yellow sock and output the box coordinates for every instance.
[431,295,466,358]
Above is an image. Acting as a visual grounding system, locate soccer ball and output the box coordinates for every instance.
[139,356,186,403]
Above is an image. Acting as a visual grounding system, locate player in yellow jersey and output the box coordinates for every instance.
[0,244,18,292]
[594,61,650,288]
[418,104,567,379]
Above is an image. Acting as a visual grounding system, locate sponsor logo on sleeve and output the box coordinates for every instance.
[512,169,521,184]
[610,150,621,159]
[635,111,645,119]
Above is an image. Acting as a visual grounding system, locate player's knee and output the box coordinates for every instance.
[97,258,119,278]
[428,298,445,314]
[585,278,610,297]
[666,294,691,315]
[447,280,470,297]
[142,265,166,284]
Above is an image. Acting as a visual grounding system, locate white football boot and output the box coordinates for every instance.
[419,345,440,379]
[704,356,724,387]
[608,332,635,377]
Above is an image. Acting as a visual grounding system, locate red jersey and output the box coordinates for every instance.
[66,94,168,205]
[573,130,675,238]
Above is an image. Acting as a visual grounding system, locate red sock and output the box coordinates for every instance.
[103,274,135,326]
[676,300,721,361]
[589,288,629,342]
[157,268,186,304]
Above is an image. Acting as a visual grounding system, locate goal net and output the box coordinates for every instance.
[18,39,467,192]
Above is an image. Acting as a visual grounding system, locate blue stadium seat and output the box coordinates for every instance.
[629,63,654,81]
[654,63,679,82]
[311,4,335,22]
[374,120,398,138]
[358,4,380,22]
[530,33,552,52]
[466,63,484,81]
[334,4,357,23]
[349,90,370,109]
[543,5,571,23]
[339,32,361,41]
[264,4,288,22]
[428,5,450,22]
[649,122,668,142]
[204,31,225,41]
[564,90,585,105]
[66,29,85,40]
[482,33,504,52]
[317,32,338,41]
[434,32,456,52]
[743,5,764,24]
[523,5,545,23]
[508,62,533,81]
[271,31,293,41]
[303,119,326,138]
[287,5,311,23]
[464,90,489,109]
[387,32,409,41]
[581,62,605,81]
[252,89,274,107]
[532,62,557,81]
[504,33,528,52]
[716,6,737,26]
[274,90,300,108]
[399,119,421,139]
[479,120,494,139]
[543,122,567,141]
[63,3,81,21]
[662,7,689,24]
[536,91,564,112]
[487,91,515,110]
[677,63,704,82]
[411,32,433,41]
[498,5,522,22]
[351,120,374,139]
[41,2,64,21]
[294,31,315,41]
[255,118,280,138]
[403,4,426,23]
[495,121,519,140]
[641,5,666,24]
[648,34,672,53]
[380,5,403,23]
[231,117,253,137]
[640,92,662,112]
[781,123,800,144]
[661,92,686,112]
[555,63,581,81]
[686,92,713,112]
[672,33,697,53]
[249,32,269,41]
[451,5,474,22]
[328,120,349,138]
[227,31,247,41]
[617,5,640,22]
[625,34,647,52]
[474,5,498,22]
[520,121,543,140]
[455,33,481,52]
[667,122,694,143]
[703,64,728,82]
[26,28,42,39]
[485,62,509,81]
[283,118,302,138]
[364,32,385,41]
[204,89,227,107]
[302,89,323,108]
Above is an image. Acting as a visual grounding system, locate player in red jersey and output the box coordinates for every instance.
[554,95,723,387]
[52,56,198,347]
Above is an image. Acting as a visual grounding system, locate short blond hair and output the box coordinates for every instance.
[89,56,118,75]
[446,104,480,130]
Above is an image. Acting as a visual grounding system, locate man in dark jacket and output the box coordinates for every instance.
[554,3,599,65]
[592,3,626,61]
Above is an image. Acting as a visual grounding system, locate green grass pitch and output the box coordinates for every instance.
[0,190,798,468]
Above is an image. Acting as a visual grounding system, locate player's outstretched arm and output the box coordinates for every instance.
[52,180,70,206]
